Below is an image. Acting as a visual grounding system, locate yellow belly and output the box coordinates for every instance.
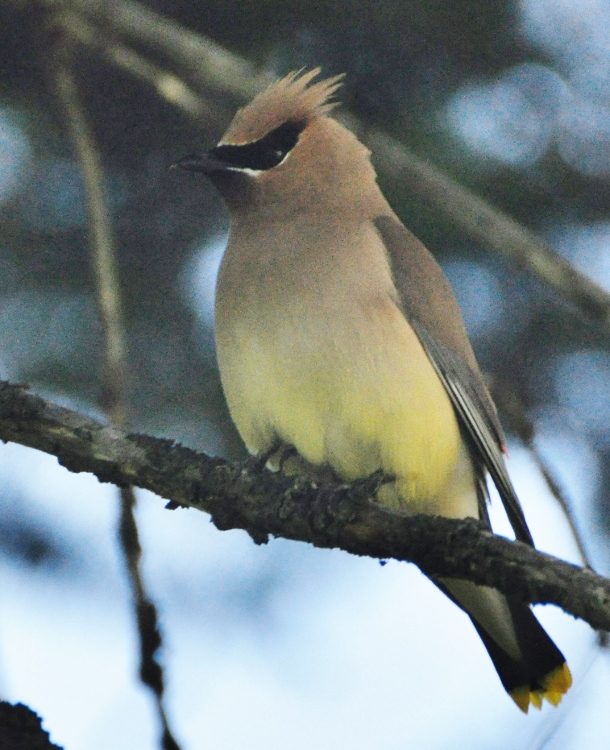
[216,296,473,518]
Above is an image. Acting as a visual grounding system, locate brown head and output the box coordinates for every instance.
[176,69,387,219]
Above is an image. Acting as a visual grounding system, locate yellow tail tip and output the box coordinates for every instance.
[509,663,572,713]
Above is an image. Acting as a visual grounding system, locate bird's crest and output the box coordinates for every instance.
[220,69,344,146]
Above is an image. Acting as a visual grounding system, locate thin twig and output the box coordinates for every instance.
[50,35,181,750]
[489,378,593,569]
[51,51,127,419]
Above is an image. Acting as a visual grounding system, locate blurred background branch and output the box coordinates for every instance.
[43,0,610,332]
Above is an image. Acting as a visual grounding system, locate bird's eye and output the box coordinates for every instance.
[210,119,307,171]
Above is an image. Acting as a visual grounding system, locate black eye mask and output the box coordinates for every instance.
[210,119,307,171]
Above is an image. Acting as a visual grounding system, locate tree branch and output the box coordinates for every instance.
[1,380,609,631]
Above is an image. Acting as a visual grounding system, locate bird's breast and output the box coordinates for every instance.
[214,221,467,512]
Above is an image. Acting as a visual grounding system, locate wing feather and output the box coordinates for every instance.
[374,215,534,546]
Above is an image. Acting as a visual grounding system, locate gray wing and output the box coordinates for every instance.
[410,319,534,546]
[374,215,534,546]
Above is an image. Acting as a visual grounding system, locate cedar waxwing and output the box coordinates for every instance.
[177,69,572,712]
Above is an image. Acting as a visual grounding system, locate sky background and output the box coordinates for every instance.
[1,0,610,748]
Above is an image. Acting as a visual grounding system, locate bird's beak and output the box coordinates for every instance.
[172,152,231,174]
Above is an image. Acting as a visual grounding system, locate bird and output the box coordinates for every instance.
[176,68,572,713]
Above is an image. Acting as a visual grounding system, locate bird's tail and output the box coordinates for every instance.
[437,578,572,712]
